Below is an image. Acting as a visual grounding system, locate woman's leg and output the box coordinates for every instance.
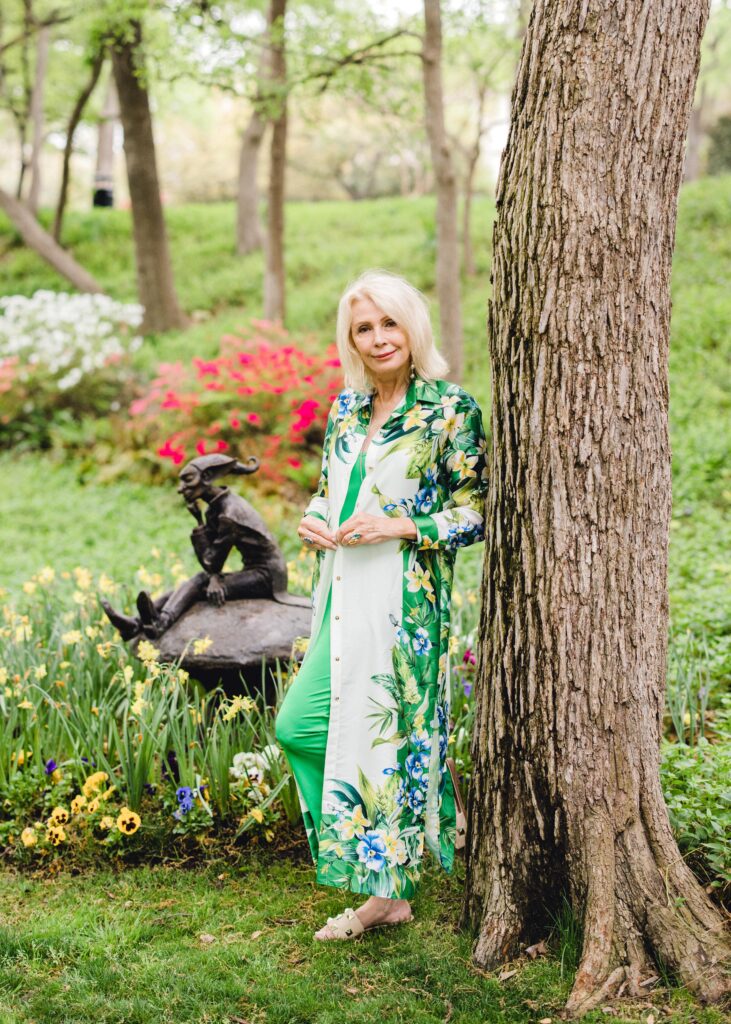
[275,585,333,842]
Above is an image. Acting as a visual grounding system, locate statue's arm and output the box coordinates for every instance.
[191,522,234,575]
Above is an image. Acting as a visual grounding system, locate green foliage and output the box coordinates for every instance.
[660,701,731,898]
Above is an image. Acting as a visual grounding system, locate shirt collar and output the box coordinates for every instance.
[352,374,443,414]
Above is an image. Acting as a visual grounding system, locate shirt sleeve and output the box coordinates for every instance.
[302,396,339,523]
[408,394,489,553]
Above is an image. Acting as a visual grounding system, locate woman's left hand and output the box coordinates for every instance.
[336,512,417,546]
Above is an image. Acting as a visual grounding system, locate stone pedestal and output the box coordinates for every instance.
[130,595,312,698]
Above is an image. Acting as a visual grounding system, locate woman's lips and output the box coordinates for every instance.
[374,350,396,360]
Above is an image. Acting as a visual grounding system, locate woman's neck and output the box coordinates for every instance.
[371,370,411,406]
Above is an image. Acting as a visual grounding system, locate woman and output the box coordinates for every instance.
[275,270,488,941]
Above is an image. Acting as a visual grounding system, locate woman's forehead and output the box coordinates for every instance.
[351,294,389,323]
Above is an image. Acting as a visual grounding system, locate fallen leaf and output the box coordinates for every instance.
[525,940,548,959]
[539,1018,552,1023]
[199,933,216,944]
[345,987,358,995]
[601,1008,616,1015]
[250,930,263,939]
[498,969,517,981]
[156,899,176,909]
[646,1015,655,1024]
[639,975,659,988]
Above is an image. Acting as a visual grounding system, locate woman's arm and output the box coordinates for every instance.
[408,395,489,552]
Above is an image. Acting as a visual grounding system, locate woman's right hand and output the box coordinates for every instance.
[298,515,338,551]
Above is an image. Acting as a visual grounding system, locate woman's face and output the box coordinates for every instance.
[350,296,411,382]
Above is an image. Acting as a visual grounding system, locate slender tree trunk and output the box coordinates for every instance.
[462,0,730,1017]
[110,19,185,333]
[462,84,487,278]
[53,49,105,242]
[422,0,463,383]
[94,75,118,207]
[0,187,103,292]
[263,0,287,323]
[237,107,266,254]
[27,22,49,214]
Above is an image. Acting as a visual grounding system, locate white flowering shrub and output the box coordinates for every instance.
[0,290,145,449]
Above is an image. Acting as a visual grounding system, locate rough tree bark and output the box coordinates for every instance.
[0,187,103,292]
[110,20,185,333]
[53,48,105,242]
[462,0,730,1017]
[422,0,462,383]
[263,0,287,323]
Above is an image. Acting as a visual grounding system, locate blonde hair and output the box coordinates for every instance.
[335,269,450,392]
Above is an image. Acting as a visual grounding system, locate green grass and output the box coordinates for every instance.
[0,855,727,1024]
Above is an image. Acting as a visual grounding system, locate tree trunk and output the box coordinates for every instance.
[93,74,118,207]
[462,0,730,1017]
[461,84,487,278]
[263,0,287,323]
[27,23,49,215]
[237,107,266,254]
[422,0,463,383]
[53,49,105,242]
[683,80,706,182]
[0,187,103,292]
[110,20,185,333]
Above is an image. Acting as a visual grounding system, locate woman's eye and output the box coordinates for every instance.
[357,324,370,334]
[384,320,397,328]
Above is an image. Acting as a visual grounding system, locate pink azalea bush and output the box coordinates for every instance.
[125,321,343,490]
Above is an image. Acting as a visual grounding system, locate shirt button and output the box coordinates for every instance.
[335,656,340,661]
[336,575,341,581]
[335,615,340,620]
[334,696,340,702]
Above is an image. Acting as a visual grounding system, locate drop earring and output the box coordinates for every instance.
[409,359,416,380]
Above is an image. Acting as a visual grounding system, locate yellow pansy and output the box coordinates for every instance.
[20,827,37,848]
[116,807,141,834]
[248,807,264,823]
[99,815,115,830]
[47,825,66,846]
[70,794,87,815]
[49,806,69,826]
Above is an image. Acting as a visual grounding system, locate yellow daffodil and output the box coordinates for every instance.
[222,694,255,721]
[34,664,47,680]
[130,697,147,715]
[23,580,37,595]
[20,827,37,848]
[61,629,83,645]
[17,699,34,710]
[192,636,213,655]
[37,566,55,586]
[73,566,93,590]
[98,572,117,594]
[0,668,7,685]
[116,807,141,835]
[122,665,134,685]
[85,625,99,639]
[136,640,159,664]
[72,590,88,606]
[59,661,70,669]
[14,623,32,642]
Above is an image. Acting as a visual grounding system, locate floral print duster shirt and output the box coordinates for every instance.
[300,373,488,899]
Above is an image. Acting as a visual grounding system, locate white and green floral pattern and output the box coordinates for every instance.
[299,374,488,899]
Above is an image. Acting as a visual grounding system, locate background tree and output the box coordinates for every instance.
[422,0,462,381]
[109,15,185,332]
[462,0,731,1015]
